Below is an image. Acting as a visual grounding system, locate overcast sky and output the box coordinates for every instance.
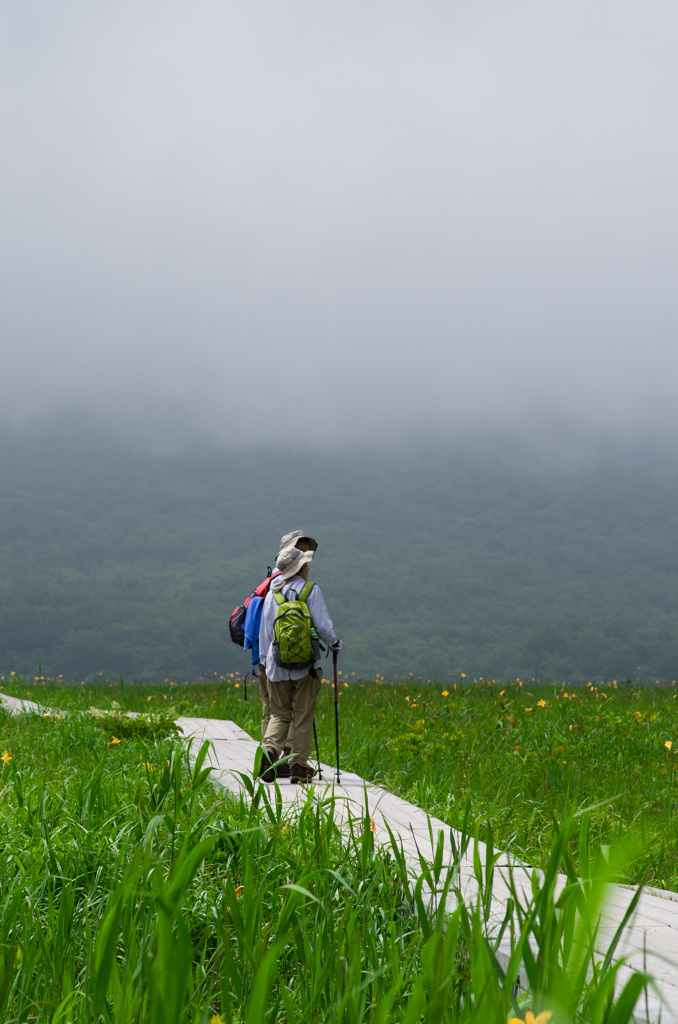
[1,1,677,446]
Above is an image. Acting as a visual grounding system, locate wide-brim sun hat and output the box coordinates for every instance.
[279,529,318,552]
[272,546,314,589]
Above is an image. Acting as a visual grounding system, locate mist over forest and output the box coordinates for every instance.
[2,419,678,684]
[1,3,677,691]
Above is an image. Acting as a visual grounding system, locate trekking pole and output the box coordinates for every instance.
[333,650,341,783]
[313,717,323,780]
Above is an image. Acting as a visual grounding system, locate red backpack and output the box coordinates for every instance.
[229,569,280,646]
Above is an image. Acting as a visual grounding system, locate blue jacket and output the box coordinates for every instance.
[243,595,264,666]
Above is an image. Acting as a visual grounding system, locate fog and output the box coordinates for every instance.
[1,0,677,447]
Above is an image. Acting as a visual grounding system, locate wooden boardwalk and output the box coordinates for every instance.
[178,715,678,1023]
[3,693,678,1020]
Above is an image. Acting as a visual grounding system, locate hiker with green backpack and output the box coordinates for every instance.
[257,544,342,784]
[256,530,318,740]
[231,529,318,749]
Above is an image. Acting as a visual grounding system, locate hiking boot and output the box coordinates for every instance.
[290,763,315,785]
[257,748,277,783]
[276,746,292,779]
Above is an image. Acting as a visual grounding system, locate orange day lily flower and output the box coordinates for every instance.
[508,1012,552,1024]
[1,751,12,763]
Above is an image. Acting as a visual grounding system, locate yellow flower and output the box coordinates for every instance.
[441,690,449,696]
[666,741,673,751]
[109,736,121,746]
[460,673,466,678]
[210,1016,226,1024]
[142,762,154,771]
[235,683,240,688]
[234,886,244,900]
[508,1012,552,1024]
[43,712,51,718]
[1,750,12,762]
[537,699,547,707]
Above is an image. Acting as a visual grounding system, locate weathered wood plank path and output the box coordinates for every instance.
[3,693,678,1021]
[176,716,678,1024]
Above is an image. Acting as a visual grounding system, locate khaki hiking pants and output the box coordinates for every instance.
[258,664,293,746]
[262,672,321,768]
[257,663,271,738]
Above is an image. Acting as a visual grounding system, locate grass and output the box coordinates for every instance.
[324,676,678,892]
[0,693,656,1022]
[7,671,678,890]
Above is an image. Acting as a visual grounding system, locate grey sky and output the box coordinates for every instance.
[1,1,677,445]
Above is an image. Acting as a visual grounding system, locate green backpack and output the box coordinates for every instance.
[272,581,321,668]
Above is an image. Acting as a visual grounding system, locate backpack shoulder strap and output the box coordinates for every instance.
[273,589,286,606]
[298,581,315,604]
[255,571,279,598]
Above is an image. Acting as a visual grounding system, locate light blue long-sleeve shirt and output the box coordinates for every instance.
[259,575,338,682]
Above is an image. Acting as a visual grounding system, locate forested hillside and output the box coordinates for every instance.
[2,424,678,682]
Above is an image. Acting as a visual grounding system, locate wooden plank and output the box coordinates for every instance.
[176,717,252,741]
[0,693,47,716]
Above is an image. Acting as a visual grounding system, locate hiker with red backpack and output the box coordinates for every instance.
[258,544,341,785]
